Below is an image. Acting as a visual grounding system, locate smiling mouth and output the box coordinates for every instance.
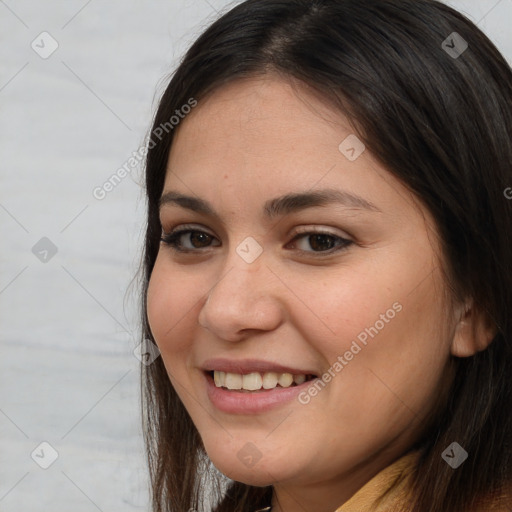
[208,370,317,392]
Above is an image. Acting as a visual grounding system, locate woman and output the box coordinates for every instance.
[140,0,512,510]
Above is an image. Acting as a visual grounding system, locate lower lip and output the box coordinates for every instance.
[204,372,317,414]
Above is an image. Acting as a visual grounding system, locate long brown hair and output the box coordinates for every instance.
[140,1,512,510]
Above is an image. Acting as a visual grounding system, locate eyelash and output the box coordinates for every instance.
[159,225,353,255]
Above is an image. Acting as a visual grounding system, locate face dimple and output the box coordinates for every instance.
[146,75,455,503]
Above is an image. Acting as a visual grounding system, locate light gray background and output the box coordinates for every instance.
[1,1,511,511]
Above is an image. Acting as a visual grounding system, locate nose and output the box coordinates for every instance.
[197,253,284,342]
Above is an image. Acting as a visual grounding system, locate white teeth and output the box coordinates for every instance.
[214,371,225,387]
[262,372,279,389]
[242,372,263,391]
[212,370,309,391]
[294,374,306,385]
[278,373,294,387]
[225,373,242,390]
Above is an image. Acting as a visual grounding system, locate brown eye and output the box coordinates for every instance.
[160,229,219,251]
[290,231,353,254]
[188,231,213,248]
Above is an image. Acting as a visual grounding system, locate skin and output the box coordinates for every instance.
[146,75,493,512]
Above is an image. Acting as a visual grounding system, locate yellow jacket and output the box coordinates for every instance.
[336,450,511,512]
[256,450,511,512]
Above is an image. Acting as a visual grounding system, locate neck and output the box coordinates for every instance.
[270,448,415,512]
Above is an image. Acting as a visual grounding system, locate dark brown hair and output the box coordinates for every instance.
[140,1,512,510]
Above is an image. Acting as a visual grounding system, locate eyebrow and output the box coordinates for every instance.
[159,188,381,219]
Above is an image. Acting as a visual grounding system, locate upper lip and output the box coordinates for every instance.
[201,358,317,376]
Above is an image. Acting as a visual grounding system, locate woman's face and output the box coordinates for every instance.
[146,76,460,505]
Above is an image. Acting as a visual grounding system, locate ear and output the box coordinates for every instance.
[450,300,497,358]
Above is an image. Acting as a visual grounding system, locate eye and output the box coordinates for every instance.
[160,225,353,255]
[288,230,353,254]
[160,226,220,252]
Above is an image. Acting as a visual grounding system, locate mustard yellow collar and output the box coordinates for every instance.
[335,451,418,512]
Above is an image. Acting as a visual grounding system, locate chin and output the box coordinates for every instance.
[206,450,288,486]
[216,464,278,487]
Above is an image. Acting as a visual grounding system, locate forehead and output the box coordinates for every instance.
[166,76,364,186]
[162,76,428,227]
[169,74,350,154]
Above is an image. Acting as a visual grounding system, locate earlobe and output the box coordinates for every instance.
[450,301,497,358]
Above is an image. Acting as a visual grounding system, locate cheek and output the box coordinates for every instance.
[146,262,169,344]
[146,259,204,406]
[287,267,396,357]
[300,261,451,409]
[146,257,193,354]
